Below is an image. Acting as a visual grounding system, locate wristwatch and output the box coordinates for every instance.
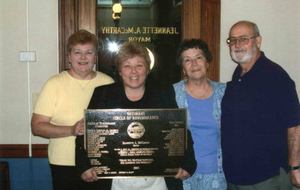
[288,164,300,171]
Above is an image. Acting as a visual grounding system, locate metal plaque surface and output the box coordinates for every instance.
[84,109,187,179]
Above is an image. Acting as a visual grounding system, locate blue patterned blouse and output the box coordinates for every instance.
[173,79,227,190]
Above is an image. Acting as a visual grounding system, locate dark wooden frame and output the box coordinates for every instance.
[58,0,97,71]
[0,162,10,190]
[59,0,220,81]
[182,0,220,81]
[0,144,48,158]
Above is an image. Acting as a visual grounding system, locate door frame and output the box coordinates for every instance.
[58,0,220,81]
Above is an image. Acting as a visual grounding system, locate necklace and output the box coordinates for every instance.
[186,82,209,100]
[74,72,95,91]
[75,79,92,91]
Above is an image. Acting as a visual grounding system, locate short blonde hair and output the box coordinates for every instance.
[115,42,151,71]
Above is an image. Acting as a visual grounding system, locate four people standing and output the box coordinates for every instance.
[221,21,300,189]
[31,21,300,190]
[173,39,227,190]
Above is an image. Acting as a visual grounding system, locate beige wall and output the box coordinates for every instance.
[220,0,300,95]
[0,0,58,145]
[0,0,299,146]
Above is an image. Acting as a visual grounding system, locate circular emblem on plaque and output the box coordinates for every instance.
[127,122,145,139]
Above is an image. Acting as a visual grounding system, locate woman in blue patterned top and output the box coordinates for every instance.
[173,39,227,190]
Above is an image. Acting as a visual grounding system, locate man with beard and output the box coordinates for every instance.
[221,20,300,189]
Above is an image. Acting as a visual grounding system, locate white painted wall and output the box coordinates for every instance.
[220,0,300,97]
[0,0,299,146]
[0,0,58,145]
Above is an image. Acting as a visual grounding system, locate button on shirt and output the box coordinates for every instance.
[221,52,300,185]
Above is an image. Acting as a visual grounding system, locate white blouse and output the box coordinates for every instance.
[112,177,168,190]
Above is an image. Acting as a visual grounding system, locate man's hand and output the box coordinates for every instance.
[291,170,300,187]
[288,125,300,188]
[175,168,191,180]
[81,168,98,182]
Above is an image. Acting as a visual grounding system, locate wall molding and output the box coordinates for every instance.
[0,144,48,158]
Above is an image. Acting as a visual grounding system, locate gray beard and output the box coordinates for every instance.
[231,45,257,63]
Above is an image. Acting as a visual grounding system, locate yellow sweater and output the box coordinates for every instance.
[34,71,114,166]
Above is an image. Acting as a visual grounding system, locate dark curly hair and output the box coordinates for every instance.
[176,39,212,68]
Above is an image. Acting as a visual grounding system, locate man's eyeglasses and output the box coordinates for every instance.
[226,36,258,46]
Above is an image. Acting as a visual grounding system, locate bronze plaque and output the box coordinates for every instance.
[84,109,187,179]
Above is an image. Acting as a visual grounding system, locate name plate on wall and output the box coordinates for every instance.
[84,109,187,179]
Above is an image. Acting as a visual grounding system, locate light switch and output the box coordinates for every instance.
[20,51,36,62]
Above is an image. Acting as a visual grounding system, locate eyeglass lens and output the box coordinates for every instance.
[228,37,250,46]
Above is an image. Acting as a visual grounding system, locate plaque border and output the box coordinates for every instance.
[84,108,187,178]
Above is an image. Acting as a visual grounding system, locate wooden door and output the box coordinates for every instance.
[59,0,220,81]
[182,0,220,81]
[58,0,97,72]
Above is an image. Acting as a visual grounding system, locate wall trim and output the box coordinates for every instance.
[0,144,48,158]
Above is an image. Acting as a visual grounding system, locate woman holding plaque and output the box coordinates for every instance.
[31,29,114,190]
[173,39,227,190]
[76,41,196,190]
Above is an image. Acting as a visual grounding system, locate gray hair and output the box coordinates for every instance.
[252,22,260,36]
[231,21,260,36]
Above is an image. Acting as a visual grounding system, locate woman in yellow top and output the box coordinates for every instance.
[31,29,114,190]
